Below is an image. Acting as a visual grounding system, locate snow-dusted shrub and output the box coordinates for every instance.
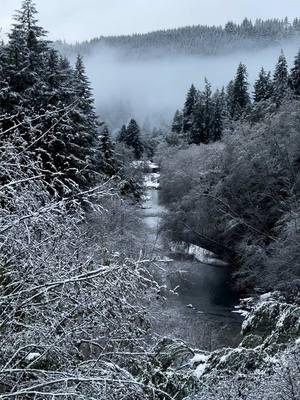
[0,137,157,399]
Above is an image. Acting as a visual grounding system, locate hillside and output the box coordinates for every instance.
[55,17,300,59]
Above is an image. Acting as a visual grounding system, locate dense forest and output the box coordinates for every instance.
[158,47,300,295]
[0,1,299,399]
[55,17,300,59]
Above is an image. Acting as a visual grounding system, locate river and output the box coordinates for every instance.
[143,175,242,350]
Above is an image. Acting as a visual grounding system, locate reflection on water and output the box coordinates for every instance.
[144,186,242,350]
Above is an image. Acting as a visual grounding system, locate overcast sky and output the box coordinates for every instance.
[0,0,299,42]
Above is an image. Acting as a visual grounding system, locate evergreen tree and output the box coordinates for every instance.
[272,51,289,106]
[171,110,183,134]
[182,84,197,136]
[121,119,144,160]
[226,79,235,120]
[98,125,116,176]
[6,0,49,108]
[202,78,213,143]
[117,124,128,143]
[254,67,273,102]
[70,55,99,181]
[211,89,224,141]
[230,63,251,119]
[290,49,300,96]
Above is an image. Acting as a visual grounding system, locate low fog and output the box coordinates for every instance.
[82,40,300,130]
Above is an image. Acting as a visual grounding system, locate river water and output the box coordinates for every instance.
[143,184,242,350]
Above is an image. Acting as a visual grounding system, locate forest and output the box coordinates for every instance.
[56,17,300,59]
[0,1,299,399]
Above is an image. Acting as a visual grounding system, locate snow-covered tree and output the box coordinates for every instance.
[272,51,289,106]
[254,67,273,102]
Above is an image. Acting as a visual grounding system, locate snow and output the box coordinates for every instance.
[232,305,249,317]
[171,241,229,266]
[194,363,207,378]
[191,354,209,364]
[148,162,159,170]
[26,352,41,361]
[191,353,210,378]
[144,173,160,189]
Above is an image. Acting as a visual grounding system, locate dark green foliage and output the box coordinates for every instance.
[183,84,197,136]
[0,0,105,194]
[98,125,117,176]
[229,63,251,119]
[171,110,183,135]
[118,118,144,160]
[290,49,300,96]
[272,51,289,106]
[117,124,128,142]
[254,68,273,102]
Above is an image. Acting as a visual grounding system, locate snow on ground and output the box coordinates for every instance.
[171,241,229,266]
[191,353,210,378]
[144,172,160,189]
[26,352,41,361]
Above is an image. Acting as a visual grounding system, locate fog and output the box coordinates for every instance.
[83,40,300,130]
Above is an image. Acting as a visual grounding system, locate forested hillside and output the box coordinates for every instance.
[56,17,300,59]
[159,47,300,294]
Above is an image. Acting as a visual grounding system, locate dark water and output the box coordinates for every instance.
[144,186,242,350]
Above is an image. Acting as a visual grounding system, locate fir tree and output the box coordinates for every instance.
[171,110,183,134]
[211,89,224,141]
[254,67,273,102]
[71,55,99,179]
[117,124,128,143]
[119,119,144,160]
[272,51,289,106]
[290,49,300,96]
[230,63,251,119]
[98,125,116,176]
[182,84,197,135]
[6,0,49,105]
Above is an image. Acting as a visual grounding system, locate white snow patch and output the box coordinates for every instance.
[194,362,207,378]
[144,173,160,189]
[190,354,209,364]
[26,352,41,361]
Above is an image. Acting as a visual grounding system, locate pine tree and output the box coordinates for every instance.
[117,124,128,143]
[202,78,213,143]
[229,63,251,119]
[98,125,116,176]
[182,84,197,135]
[71,55,99,180]
[290,50,300,96]
[119,119,144,160]
[253,67,273,102]
[171,110,183,134]
[272,51,289,106]
[211,90,224,141]
[6,0,49,107]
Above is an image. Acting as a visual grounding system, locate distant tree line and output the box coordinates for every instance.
[55,17,300,59]
[169,48,300,145]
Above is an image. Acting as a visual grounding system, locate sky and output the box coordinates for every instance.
[0,0,299,43]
